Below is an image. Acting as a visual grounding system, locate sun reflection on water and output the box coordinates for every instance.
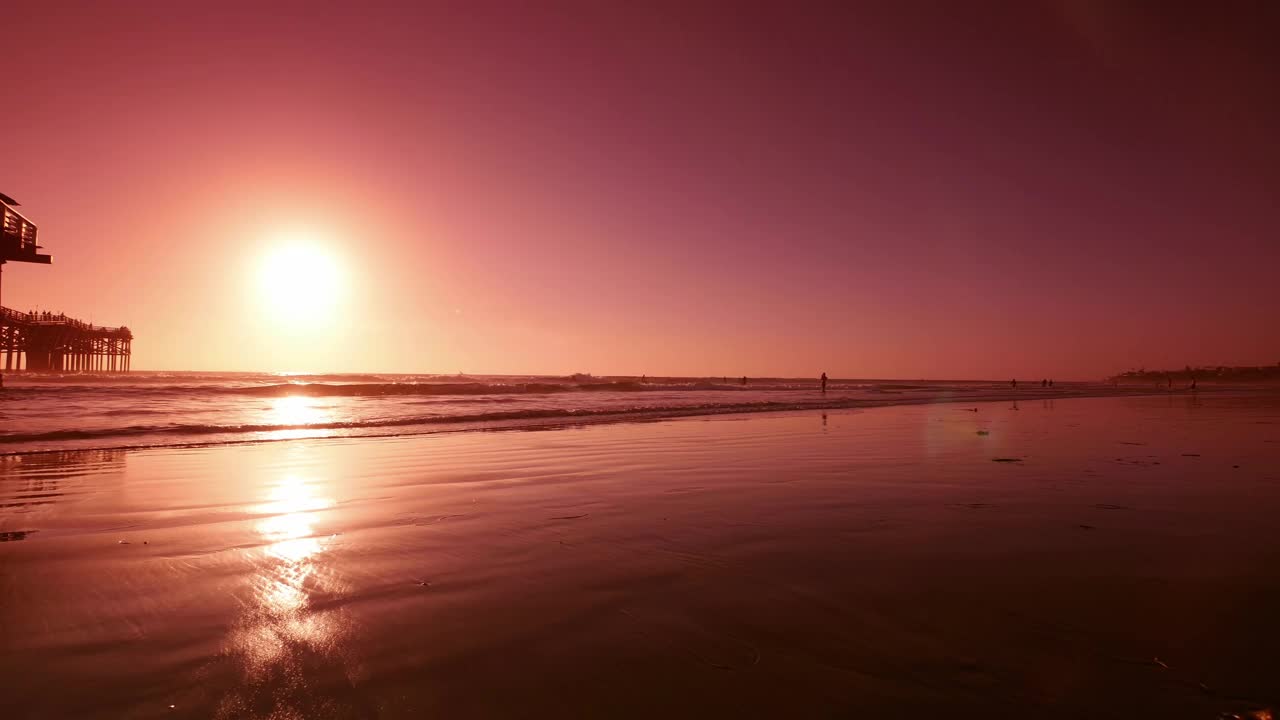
[264,395,336,440]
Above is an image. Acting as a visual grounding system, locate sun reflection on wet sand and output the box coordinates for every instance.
[251,475,333,618]
[256,475,334,533]
[214,472,364,718]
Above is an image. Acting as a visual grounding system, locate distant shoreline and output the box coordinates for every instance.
[1111,365,1280,384]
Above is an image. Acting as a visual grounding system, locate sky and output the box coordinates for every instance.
[3,1,1277,379]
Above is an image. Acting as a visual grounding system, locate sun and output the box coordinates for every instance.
[258,241,342,326]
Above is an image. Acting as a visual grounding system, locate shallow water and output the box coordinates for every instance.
[0,371,1138,453]
[2,393,1279,718]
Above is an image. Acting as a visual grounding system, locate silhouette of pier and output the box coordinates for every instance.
[1,307,132,372]
[1,194,132,374]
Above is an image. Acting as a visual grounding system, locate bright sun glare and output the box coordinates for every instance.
[258,241,342,326]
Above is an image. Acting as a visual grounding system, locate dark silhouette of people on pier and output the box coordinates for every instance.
[820,372,828,393]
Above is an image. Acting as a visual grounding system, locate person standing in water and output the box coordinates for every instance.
[1011,378,1018,389]
[820,372,828,393]
[741,376,748,386]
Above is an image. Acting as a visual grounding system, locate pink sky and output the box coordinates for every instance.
[4,2,1277,379]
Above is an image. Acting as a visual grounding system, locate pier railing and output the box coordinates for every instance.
[1,306,131,336]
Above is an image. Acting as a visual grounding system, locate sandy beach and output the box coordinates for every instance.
[2,392,1278,718]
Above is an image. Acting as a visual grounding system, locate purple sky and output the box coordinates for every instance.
[4,2,1277,378]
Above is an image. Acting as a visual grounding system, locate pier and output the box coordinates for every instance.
[1,194,133,374]
[1,308,132,372]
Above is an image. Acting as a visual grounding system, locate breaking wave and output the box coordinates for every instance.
[0,398,868,449]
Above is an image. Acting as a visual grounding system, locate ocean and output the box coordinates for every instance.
[0,372,1102,454]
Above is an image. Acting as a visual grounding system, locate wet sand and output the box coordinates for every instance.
[2,393,1279,718]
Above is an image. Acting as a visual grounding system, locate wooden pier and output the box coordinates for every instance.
[1,307,132,372]
[1,193,133,375]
